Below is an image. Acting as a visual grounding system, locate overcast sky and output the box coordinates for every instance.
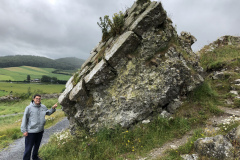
[0,0,239,60]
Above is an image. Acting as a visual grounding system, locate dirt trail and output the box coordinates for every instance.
[138,106,240,160]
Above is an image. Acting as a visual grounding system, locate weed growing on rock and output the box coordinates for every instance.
[97,15,111,42]
[72,72,80,86]
[108,11,124,37]
[97,11,125,42]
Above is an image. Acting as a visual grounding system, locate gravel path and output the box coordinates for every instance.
[0,117,69,160]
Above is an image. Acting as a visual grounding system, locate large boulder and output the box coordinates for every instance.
[59,0,203,133]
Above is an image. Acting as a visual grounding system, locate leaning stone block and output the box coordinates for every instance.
[123,1,150,30]
[69,79,87,101]
[81,51,98,69]
[105,31,140,70]
[84,59,115,87]
[129,1,166,36]
[96,41,106,53]
[58,82,73,105]
[65,76,73,88]
[127,1,138,16]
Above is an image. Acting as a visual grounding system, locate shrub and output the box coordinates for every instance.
[97,11,125,41]
[108,11,125,37]
[97,15,111,42]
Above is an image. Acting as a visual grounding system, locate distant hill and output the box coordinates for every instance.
[55,57,85,69]
[0,55,85,70]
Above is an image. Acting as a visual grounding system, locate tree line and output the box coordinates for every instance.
[22,75,67,84]
[0,55,85,70]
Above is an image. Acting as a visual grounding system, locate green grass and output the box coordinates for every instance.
[0,90,8,97]
[39,117,191,160]
[0,114,23,127]
[187,81,218,103]
[200,45,240,71]
[0,66,71,81]
[0,98,60,115]
[0,82,65,97]
[205,69,240,108]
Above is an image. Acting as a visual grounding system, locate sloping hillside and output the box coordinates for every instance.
[0,66,71,81]
[199,35,240,108]
[0,55,85,70]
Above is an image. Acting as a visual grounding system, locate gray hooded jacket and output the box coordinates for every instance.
[21,101,56,133]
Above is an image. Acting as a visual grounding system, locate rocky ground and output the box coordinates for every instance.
[138,106,240,160]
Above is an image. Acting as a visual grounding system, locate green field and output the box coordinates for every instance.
[0,66,71,81]
[0,67,69,150]
[0,82,65,96]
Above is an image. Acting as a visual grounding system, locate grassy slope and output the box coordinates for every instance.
[200,45,240,72]
[159,44,240,159]
[0,66,71,81]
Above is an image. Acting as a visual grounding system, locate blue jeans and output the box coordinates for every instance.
[23,131,44,160]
